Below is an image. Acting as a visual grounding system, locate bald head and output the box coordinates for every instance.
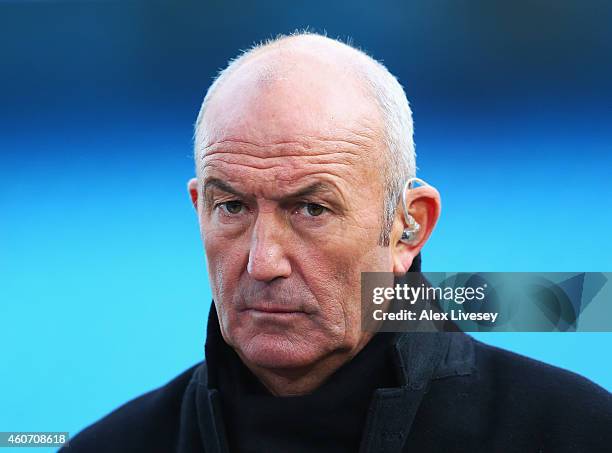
[204,33,373,103]
[201,37,381,156]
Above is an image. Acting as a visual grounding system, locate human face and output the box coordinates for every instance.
[191,51,395,370]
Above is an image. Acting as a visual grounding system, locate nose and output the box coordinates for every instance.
[247,214,292,282]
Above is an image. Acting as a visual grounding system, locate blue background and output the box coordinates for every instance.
[1,0,611,449]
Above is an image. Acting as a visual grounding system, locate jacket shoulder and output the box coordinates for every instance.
[412,338,612,451]
[472,339,612,437]
[473,338,612,401]
[62,362,205,453]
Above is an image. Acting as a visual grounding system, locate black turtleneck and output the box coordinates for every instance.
[205,310,399,453]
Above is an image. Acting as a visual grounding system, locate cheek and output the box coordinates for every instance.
[294,231,388,334]
[202,230,248,347]
[202,229,246,301]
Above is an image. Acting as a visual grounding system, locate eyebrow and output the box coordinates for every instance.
[202,178,244,199]
[202,178,343,205]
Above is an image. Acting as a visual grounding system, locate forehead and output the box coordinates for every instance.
[200,47,384,155]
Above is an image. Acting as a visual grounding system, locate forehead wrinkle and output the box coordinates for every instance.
[199,135,371,176]
[198,136,383,204]
[203,167,353,210]
[201,157,358,190]
[201,136,370,158]
[200,159,355,185]
[201,149,361,173]
[198,113,383,154]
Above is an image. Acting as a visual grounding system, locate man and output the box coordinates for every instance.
[64,33,612,452]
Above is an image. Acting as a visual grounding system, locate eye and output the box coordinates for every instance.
[219,200,244,215]
[301,202,327,217]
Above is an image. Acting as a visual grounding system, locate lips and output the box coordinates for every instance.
[242,301,305,314]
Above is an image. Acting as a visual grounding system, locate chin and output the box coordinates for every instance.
[238,333,327,370]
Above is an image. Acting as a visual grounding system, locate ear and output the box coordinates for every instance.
[390,184,441,276]
[188,178,199,211]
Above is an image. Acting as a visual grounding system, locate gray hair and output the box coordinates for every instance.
[194,31,415,247]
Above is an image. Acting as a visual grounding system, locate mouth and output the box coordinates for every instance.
[241,302,307,316]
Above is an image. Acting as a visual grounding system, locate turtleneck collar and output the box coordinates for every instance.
[203,305,400,453]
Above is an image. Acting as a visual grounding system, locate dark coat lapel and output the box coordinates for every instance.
[359,332,452,453]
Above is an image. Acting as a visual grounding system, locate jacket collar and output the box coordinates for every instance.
[358,331,474,453]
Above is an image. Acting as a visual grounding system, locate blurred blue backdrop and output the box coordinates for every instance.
[1,0,611,449]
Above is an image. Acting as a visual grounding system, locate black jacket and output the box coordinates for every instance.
[62,323,612,452]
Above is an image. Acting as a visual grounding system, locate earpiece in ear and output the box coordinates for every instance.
[399,177,430,244]
[400,224,420,243]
